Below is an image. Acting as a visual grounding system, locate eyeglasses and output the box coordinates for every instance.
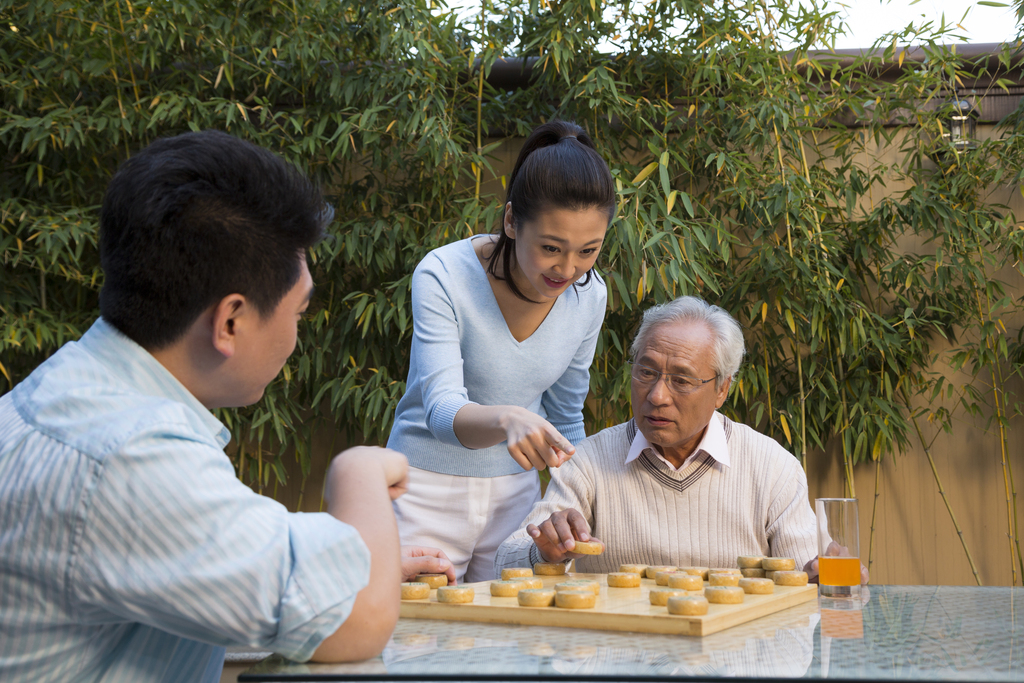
[628,362,716,395]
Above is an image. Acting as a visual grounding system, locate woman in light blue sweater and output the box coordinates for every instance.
[387,121,616,582]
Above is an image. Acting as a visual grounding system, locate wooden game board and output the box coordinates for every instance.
[399,572,817,637]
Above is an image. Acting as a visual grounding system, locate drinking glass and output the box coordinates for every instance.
[815,498,861,599]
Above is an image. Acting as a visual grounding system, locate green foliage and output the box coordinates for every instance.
[3,0,1023,526]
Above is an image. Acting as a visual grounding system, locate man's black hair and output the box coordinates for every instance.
[99,130,327,350]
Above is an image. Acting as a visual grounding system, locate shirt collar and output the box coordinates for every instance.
[80,318,231,447]
[625,412,730,471]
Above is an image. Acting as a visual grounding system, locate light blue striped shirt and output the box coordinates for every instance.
[0,318,370,683]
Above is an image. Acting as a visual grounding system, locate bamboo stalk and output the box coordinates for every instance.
[996,379,1019,585]
[257,444,264,495]
[798,132,829,267]
[869,456,881,577]
[1006,414,1024,581]
[113,0,141,104]
[473,0,488,206]
[972,262,1022,585]
[792,339,807,474]
[901,387,983,585]
[771,121,793,258]
[834,351,856,497]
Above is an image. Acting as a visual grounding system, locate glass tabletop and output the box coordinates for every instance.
[240,586,1024,681]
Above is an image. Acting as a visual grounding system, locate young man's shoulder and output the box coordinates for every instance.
[7,325,225,463]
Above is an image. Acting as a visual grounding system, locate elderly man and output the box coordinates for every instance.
[496,295,830,577]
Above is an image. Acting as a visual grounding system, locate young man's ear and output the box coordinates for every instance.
[210,294,247,359]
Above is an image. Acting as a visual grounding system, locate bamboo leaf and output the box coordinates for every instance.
[779,413,792,444]
[631,161,658,185]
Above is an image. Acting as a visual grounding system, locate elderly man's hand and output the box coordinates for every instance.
[803,541,869,585]
[527,509,604,564]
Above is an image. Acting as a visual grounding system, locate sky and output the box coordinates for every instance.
[447,0,1021,49]
[831,0,1019,49]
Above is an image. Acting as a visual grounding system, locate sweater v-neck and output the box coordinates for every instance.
[467,236,562,347]
[625,418,719,492]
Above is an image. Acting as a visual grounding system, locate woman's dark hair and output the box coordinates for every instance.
[486,120,615,302]
[99,130,328,350]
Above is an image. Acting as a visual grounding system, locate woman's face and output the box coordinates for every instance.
[504,203,608,302]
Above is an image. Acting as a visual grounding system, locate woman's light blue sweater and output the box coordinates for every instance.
[386,237,607,478]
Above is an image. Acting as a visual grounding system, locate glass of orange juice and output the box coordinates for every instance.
[815,498,861,599]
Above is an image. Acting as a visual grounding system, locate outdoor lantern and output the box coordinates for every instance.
[943,99,977,153]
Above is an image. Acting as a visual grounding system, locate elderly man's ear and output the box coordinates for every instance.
[714,377,732,408]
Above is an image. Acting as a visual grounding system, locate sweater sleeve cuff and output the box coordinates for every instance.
[428,395,474,447]
[527,544,570,571]
[551,421,586,446]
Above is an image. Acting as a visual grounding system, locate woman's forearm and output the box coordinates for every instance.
[453,404,574,471]
[452,403,516,449]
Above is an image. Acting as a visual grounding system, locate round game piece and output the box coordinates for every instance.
[518,588,556,607]
[773,570,809,586]
[667,595,710,616]
[490,580,526,597]
[762,557,797,571]
[709,573,741,587]
[439,636,475,650]
[741,567,766,578]
[710,568,742,576]
[646,565,677,579]
[555,579,600,595]
[519,641,556,657]
[649,587,689,606]
[502,567,534,580]
[764,570,776,581]
[704,586,745,604]
[667,574,703,591]
[437,586,475,603]
[654,571,679,586]
[677,566,709,580]
[619,563,649,576]
[555,589,597,609]
[395,633,433,646]
[401,582,431,600]
[518,577,544,589]
[415,573,448,589]
[572,540,603,555]
[559,645,598,659]
[739,577,775,594]
[737,555,764,569]
[607,572,641,588]
[534,562,567,576]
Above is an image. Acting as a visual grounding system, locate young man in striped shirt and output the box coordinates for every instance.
[0,131,452,682]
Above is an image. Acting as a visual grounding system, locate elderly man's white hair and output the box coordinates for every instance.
[630,296,745,387]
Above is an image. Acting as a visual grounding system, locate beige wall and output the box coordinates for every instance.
[807,123,1024,587]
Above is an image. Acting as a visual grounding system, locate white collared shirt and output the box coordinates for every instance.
[625,411,731,471]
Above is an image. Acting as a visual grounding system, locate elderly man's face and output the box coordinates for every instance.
[631,320,732,463]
